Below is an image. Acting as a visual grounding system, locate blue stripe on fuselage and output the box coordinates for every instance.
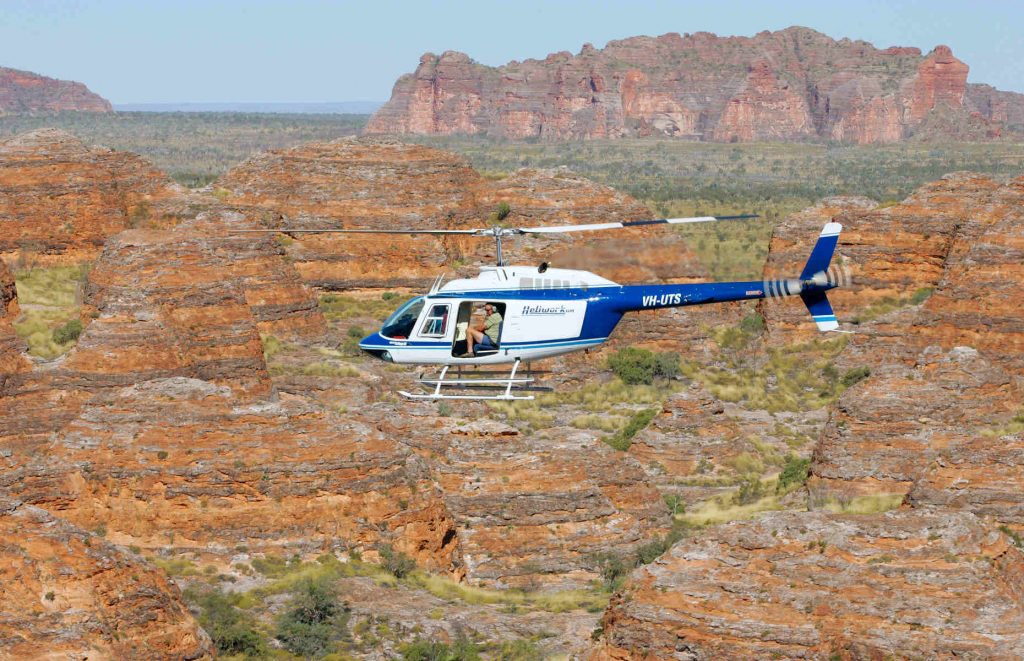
[362,279,837,355]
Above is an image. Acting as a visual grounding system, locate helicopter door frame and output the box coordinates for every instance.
[452,300,506,358]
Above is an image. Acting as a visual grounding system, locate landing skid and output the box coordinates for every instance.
[400,359,539,401]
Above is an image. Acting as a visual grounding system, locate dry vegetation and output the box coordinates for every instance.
[12,264,89,358]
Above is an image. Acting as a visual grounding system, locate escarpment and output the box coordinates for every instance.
[0,66,112,114]
[368,27,1024,143]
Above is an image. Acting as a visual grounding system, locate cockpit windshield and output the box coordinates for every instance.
[380,297,424,339]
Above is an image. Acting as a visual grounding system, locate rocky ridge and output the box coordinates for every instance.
[368,27,1023,143]
[0,129,183,263]
[0,66,111,114]
[593,510,1024,659]
[0,497,213,660]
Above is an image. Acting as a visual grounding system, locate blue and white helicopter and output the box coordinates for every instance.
[245,215,844,400]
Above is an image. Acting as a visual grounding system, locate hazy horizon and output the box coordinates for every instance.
[2,0,1023,104]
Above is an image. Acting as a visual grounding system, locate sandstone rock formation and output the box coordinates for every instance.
[0,66,111,114]
[5,377,462,574]
[0,261,28,385]
[430,420,671,589]
[368,28,1024,143]
[592,509,1024,659]
[0,498,213,660]
[797,175,1024,509]
[0,129,182,262]
[215,137,693,289]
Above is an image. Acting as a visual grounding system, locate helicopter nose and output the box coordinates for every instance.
[358,333,393,362]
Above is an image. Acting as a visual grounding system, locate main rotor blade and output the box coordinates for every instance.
[231,228,483,235]
[518,214,759,234]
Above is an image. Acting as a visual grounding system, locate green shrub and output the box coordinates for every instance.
[734,476,766,505]
[591,552,627,592]
[607,348,656,385]
[653,352,681,380]
[495,202,511,222]
[402,636,481,661]
[841,366,871,388]
[190,589,268,658]
[603,408,657,451]
[379,544,416,579]
[52,318,83,344]
[275,576,348,658]
[346,326,365,339]
[910,287,933,304]
[776,455,811,493]
[739,312,766,334]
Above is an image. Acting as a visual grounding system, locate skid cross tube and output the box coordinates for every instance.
[400,359,535,401]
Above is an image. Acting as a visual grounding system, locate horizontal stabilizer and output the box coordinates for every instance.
[801,290,838,332]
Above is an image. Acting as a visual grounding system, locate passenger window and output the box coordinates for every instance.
[421,304,450,337]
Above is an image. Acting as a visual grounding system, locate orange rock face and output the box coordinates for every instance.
[0,66,111,114]
[0,129,182,262]
[428,420,671,590]
[6,377,462,574]
[802,175,1024,507]
[215,137,678,289]
[368,28,1024,143]
[0,261,28,384]
[592,510,1024,659]
[0,498,213,660]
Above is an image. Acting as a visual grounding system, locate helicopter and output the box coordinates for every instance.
[238,215,843,400]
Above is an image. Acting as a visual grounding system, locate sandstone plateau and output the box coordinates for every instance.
[0,66,111,115]
[368,27,1024,143]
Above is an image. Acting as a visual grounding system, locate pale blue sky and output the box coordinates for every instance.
[1,0,1021,103]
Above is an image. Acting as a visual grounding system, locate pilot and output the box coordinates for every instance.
[467,303,502,356]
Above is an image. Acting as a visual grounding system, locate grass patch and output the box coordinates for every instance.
[981,409,1024,439]
[299,361,360,378]
[680,490,786,526]
[407,572,608,614]
[488,377,677,433]
[151,556,200,576]
[852,287,936,324]
[683,336,848,412]
[571,413,629,433]
[319,293,403,323]
[13,264,89,358]
[817,493,905,514]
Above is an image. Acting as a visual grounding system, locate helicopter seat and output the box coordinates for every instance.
[473,320,502,356]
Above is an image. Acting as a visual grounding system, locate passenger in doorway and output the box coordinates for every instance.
[467,303,502,356]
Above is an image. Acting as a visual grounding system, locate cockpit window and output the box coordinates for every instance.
[380,297,424,339]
